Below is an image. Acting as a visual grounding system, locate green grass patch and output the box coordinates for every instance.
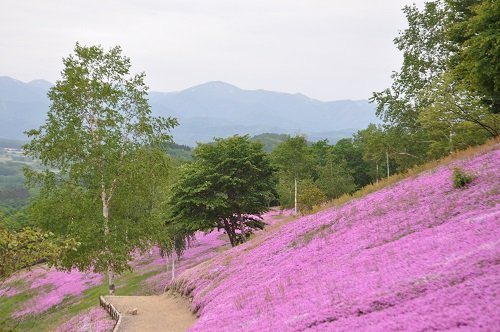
[0,291,36,330]
[115,270,161,296]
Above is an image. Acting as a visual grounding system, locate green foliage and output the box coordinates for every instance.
[251,133,291,152]
[452,167,474,188]
[315,161,356,199]
[168,135,276,246]
[0,227,79,282]
[332,138,372,188]
[448,0,500,113]
[271,135,314,212]
[271,136,313,181]
[370,0,499,179]
[297,181,327,214]
[22,43,177,287]
[165,142,193,161]
[276,179,294,209]
[271,135,370,210]
[27,149,174,274]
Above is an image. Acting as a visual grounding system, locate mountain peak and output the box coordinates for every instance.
[27,79,53,90]
[185,81,241,94]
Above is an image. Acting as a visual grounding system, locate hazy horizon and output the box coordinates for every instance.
[1,0,425,101]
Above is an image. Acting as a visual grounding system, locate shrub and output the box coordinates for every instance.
[298,182,327,213]
[452,167,474,188]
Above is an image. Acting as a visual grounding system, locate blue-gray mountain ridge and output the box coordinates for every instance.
[0,76,380,146]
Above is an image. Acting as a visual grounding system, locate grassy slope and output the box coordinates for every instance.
[172,142,500,331]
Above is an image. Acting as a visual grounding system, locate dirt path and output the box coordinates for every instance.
[105,293,196,332]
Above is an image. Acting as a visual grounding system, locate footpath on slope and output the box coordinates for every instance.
[102,210,291,332]
[105,293,196,332]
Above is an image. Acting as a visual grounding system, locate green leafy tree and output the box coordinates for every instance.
[371,1,450,133]
[354,124,389,182]
[315,160,356,199]
[23,43,177,294]
[307,140,357,199]
[0,227,78,285]
[418,82,493,158]
[332,138,372,188]
[271,136,313,214]
[167,135,276,247]
[448,0,500,114]
[371,0,499,166]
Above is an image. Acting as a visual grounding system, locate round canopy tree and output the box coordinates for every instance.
[168,135,276,247]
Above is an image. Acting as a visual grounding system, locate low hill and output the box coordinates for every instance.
[172,144,500,331]
[0,76,379,145]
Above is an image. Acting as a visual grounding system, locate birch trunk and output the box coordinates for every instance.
[294,176,298,215]
[386,151,390,178]
[102,191,115,295]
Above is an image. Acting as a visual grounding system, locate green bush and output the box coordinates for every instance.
[298,182,327,213]
[452,167,474,188]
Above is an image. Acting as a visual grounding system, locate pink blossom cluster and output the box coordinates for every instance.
[13,267,103,317]
[173,148,500,331]
[55,307,114,332]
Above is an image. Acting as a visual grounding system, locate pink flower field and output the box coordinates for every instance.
[55,307,115,332]
[172,147,500,331]
[12,268,103,317]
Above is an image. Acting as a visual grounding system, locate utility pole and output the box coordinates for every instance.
[386,151,390,178]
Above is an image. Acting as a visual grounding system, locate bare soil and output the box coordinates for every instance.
[105,293,196,332]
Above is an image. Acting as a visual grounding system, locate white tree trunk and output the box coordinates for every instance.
[107,265,115,295]
[102,191,115,295]
[294,176,298,215]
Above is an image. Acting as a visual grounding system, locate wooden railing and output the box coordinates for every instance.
[99,295,122,332]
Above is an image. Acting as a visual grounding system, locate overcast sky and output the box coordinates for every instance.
[0,0,425,101]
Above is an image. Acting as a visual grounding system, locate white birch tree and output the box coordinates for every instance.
[24,43,177,294]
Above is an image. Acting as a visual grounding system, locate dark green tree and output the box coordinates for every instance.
[23,43,177,294]
[332,138,372,188]
[167,135,276,247]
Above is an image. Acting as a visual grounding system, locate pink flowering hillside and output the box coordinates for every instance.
[173,146,500,331]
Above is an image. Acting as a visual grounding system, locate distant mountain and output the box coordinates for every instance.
[0,76,52,140]
[0,76,380,146]
[149,81,380,145]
